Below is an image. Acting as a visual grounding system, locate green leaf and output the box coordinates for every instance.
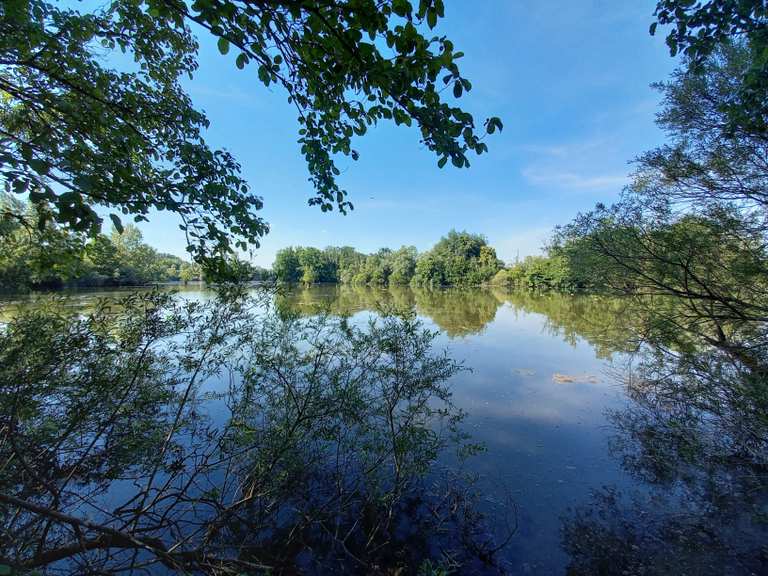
[29,158,49,175]
[109,213,124,234]
[427,9,437,29]
[392,0,411,17]
[217,37,230,55]
[487,116,503,134]
[258,65,270,85]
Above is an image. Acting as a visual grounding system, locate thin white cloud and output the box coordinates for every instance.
[516,136,610,159]
[521,167,628,191]
[517,133,631,193]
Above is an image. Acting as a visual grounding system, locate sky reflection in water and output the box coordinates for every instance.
[0,284,650,573]
[275,285,637,574]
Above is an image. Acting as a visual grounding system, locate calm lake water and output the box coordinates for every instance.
[0,284,647,573]
[273,284,637,574]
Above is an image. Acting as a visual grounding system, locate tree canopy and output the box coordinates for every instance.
[0,192,204,290]
[0,0,502,266]
[652,0,768,134]
[273,231,502,287]
[556,40,768,373]
[411,230,502,287]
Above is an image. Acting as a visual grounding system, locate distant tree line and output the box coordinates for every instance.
[487,233,606,293]
[0,194,201,291]
[273,230,603,292]
[0,194,270,292]
[0,195,615,295]
[274,230,506,287]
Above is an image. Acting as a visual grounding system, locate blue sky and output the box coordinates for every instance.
[136,0,677,267]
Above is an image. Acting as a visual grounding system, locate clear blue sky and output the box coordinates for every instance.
[136,0,677,267]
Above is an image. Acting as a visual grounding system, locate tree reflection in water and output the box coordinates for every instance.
[0,288,513,575]
[275,284,634,343]
[257,287,768,573]
[5,284,766,574]
[275,284,502,338]
[562,342,768,575]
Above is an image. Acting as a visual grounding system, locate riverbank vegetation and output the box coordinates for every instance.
[0,194,203,290]
[0,289,511,574]
[273,231,598,292]
[557,7,768,573]
[274,230,504,287]
[556,40,768,373]
[490,251,583,293]
[0,195,283,292]
[274,230,590,289]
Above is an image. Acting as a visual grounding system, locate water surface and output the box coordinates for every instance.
[274,284,637,573]
[0,284,647,573]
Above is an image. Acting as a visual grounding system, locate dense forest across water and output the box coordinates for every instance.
[273,229,589,291]
[0,208,595,294]
[0,195,272,291]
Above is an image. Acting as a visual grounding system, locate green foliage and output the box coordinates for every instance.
[0,194,88,290]
[0,0,500,264]
[201,254,268,284]
[296,246,329,284]
[556,42,768,372]
[411,230,502,287]
[351,248,393,285]
[274,245,343,284]
[491,252,583,293]
[323,245,366,282]
[178,261,201,285]
[275,244,418,286]
[545,39,768,568]
[273,246,302,283]
[0,194,202,290]
[652,1,767,134]
[389,245,419,285]
[274,233,502,288]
